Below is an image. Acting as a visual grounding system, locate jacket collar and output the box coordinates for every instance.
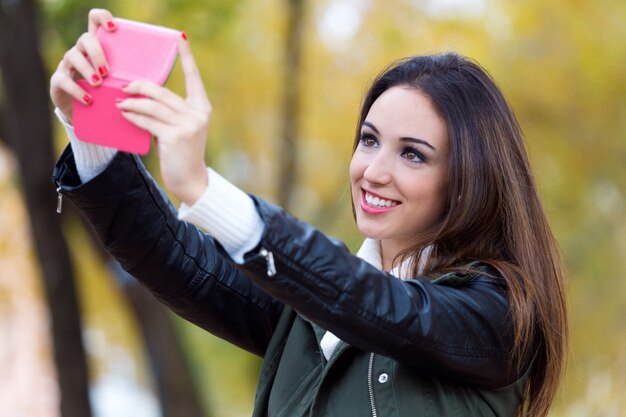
[308,239,432,362]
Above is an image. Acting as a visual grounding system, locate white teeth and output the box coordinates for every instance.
[365,192,398,208]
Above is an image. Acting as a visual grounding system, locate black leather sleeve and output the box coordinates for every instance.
[53,146,283,357]
[240,197,517,389]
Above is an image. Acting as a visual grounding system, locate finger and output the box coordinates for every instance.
[50,71,94,106]
[177,35,211,109]
[76,32,109,79]
[62,46,103,86]
[116,97,181,125]
[88,9,117,34]
[120,111,169,138]
[123,81,189,113]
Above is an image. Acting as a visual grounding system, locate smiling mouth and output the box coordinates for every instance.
[361,189,401,213]
[365,191,399,208]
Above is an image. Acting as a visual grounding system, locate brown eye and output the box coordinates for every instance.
[359,133,378,148]
[401,147,426,163]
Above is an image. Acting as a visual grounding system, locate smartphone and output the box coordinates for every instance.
[73,18,180,155]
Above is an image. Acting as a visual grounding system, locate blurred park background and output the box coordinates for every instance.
[0,0,625,416]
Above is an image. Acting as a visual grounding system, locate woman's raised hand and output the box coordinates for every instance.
[115,35,212,206]
[50,8,211,205]
[50,8,116,123]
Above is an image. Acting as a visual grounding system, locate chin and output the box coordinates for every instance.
[355,222,386,241]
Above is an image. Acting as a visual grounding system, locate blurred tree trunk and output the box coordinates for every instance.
[0,1,92,417]
[278,0,306,211]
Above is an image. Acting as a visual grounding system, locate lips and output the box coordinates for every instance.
[360,189,401,214]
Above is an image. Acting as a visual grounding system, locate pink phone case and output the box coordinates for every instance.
[73,18,180,154]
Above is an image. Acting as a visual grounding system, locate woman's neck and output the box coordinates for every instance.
[380,240,404,272]
[380,239,431,276]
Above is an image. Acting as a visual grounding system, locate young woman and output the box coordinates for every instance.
[50,9,568,417]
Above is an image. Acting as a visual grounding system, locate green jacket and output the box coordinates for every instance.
[53,149,531,417]
[253,288,528,417]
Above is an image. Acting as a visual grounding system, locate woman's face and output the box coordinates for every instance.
[350,86,450,261]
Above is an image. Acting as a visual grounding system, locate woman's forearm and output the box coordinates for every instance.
[54,107,264,263]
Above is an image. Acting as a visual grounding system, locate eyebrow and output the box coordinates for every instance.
[362,121,436,151]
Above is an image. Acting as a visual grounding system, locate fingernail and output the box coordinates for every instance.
[107,21,116,30]
[91,74,101,84]
[121,83,129,90]
[181,32,187,41]
[115,98,124,104]
[83,94,93,105]
[98,66,108,77]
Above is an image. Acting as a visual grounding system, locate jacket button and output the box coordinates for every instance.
[378,373,389,384]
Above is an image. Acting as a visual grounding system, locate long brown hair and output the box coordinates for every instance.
[354,53,568,417]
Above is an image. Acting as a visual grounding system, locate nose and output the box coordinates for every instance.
[363,151,393,185]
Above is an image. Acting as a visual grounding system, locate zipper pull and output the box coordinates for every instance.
[56,184,63,214]
[259,247,276,277]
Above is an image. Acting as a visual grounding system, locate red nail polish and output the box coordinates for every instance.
[181,32,187,41]
[98,66,108,76]
[91,74,101,83]
[107,21,116,30]
[83,94,93,105]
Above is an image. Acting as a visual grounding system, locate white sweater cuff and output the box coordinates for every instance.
[54,108,262,263]
[54,107,117,183]
[178,167,264,263]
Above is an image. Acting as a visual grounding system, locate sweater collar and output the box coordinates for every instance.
[355,238,432,279]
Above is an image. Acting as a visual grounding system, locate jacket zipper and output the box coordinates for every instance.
[259,247,276,277]
[56,182,63,214]
[52,158,67,215]
[368,352,378,417]
[259,247,376,415]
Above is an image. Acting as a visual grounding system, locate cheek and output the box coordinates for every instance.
[349,154,364,184]
[405,176,449,217]
[429,182,450,220]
